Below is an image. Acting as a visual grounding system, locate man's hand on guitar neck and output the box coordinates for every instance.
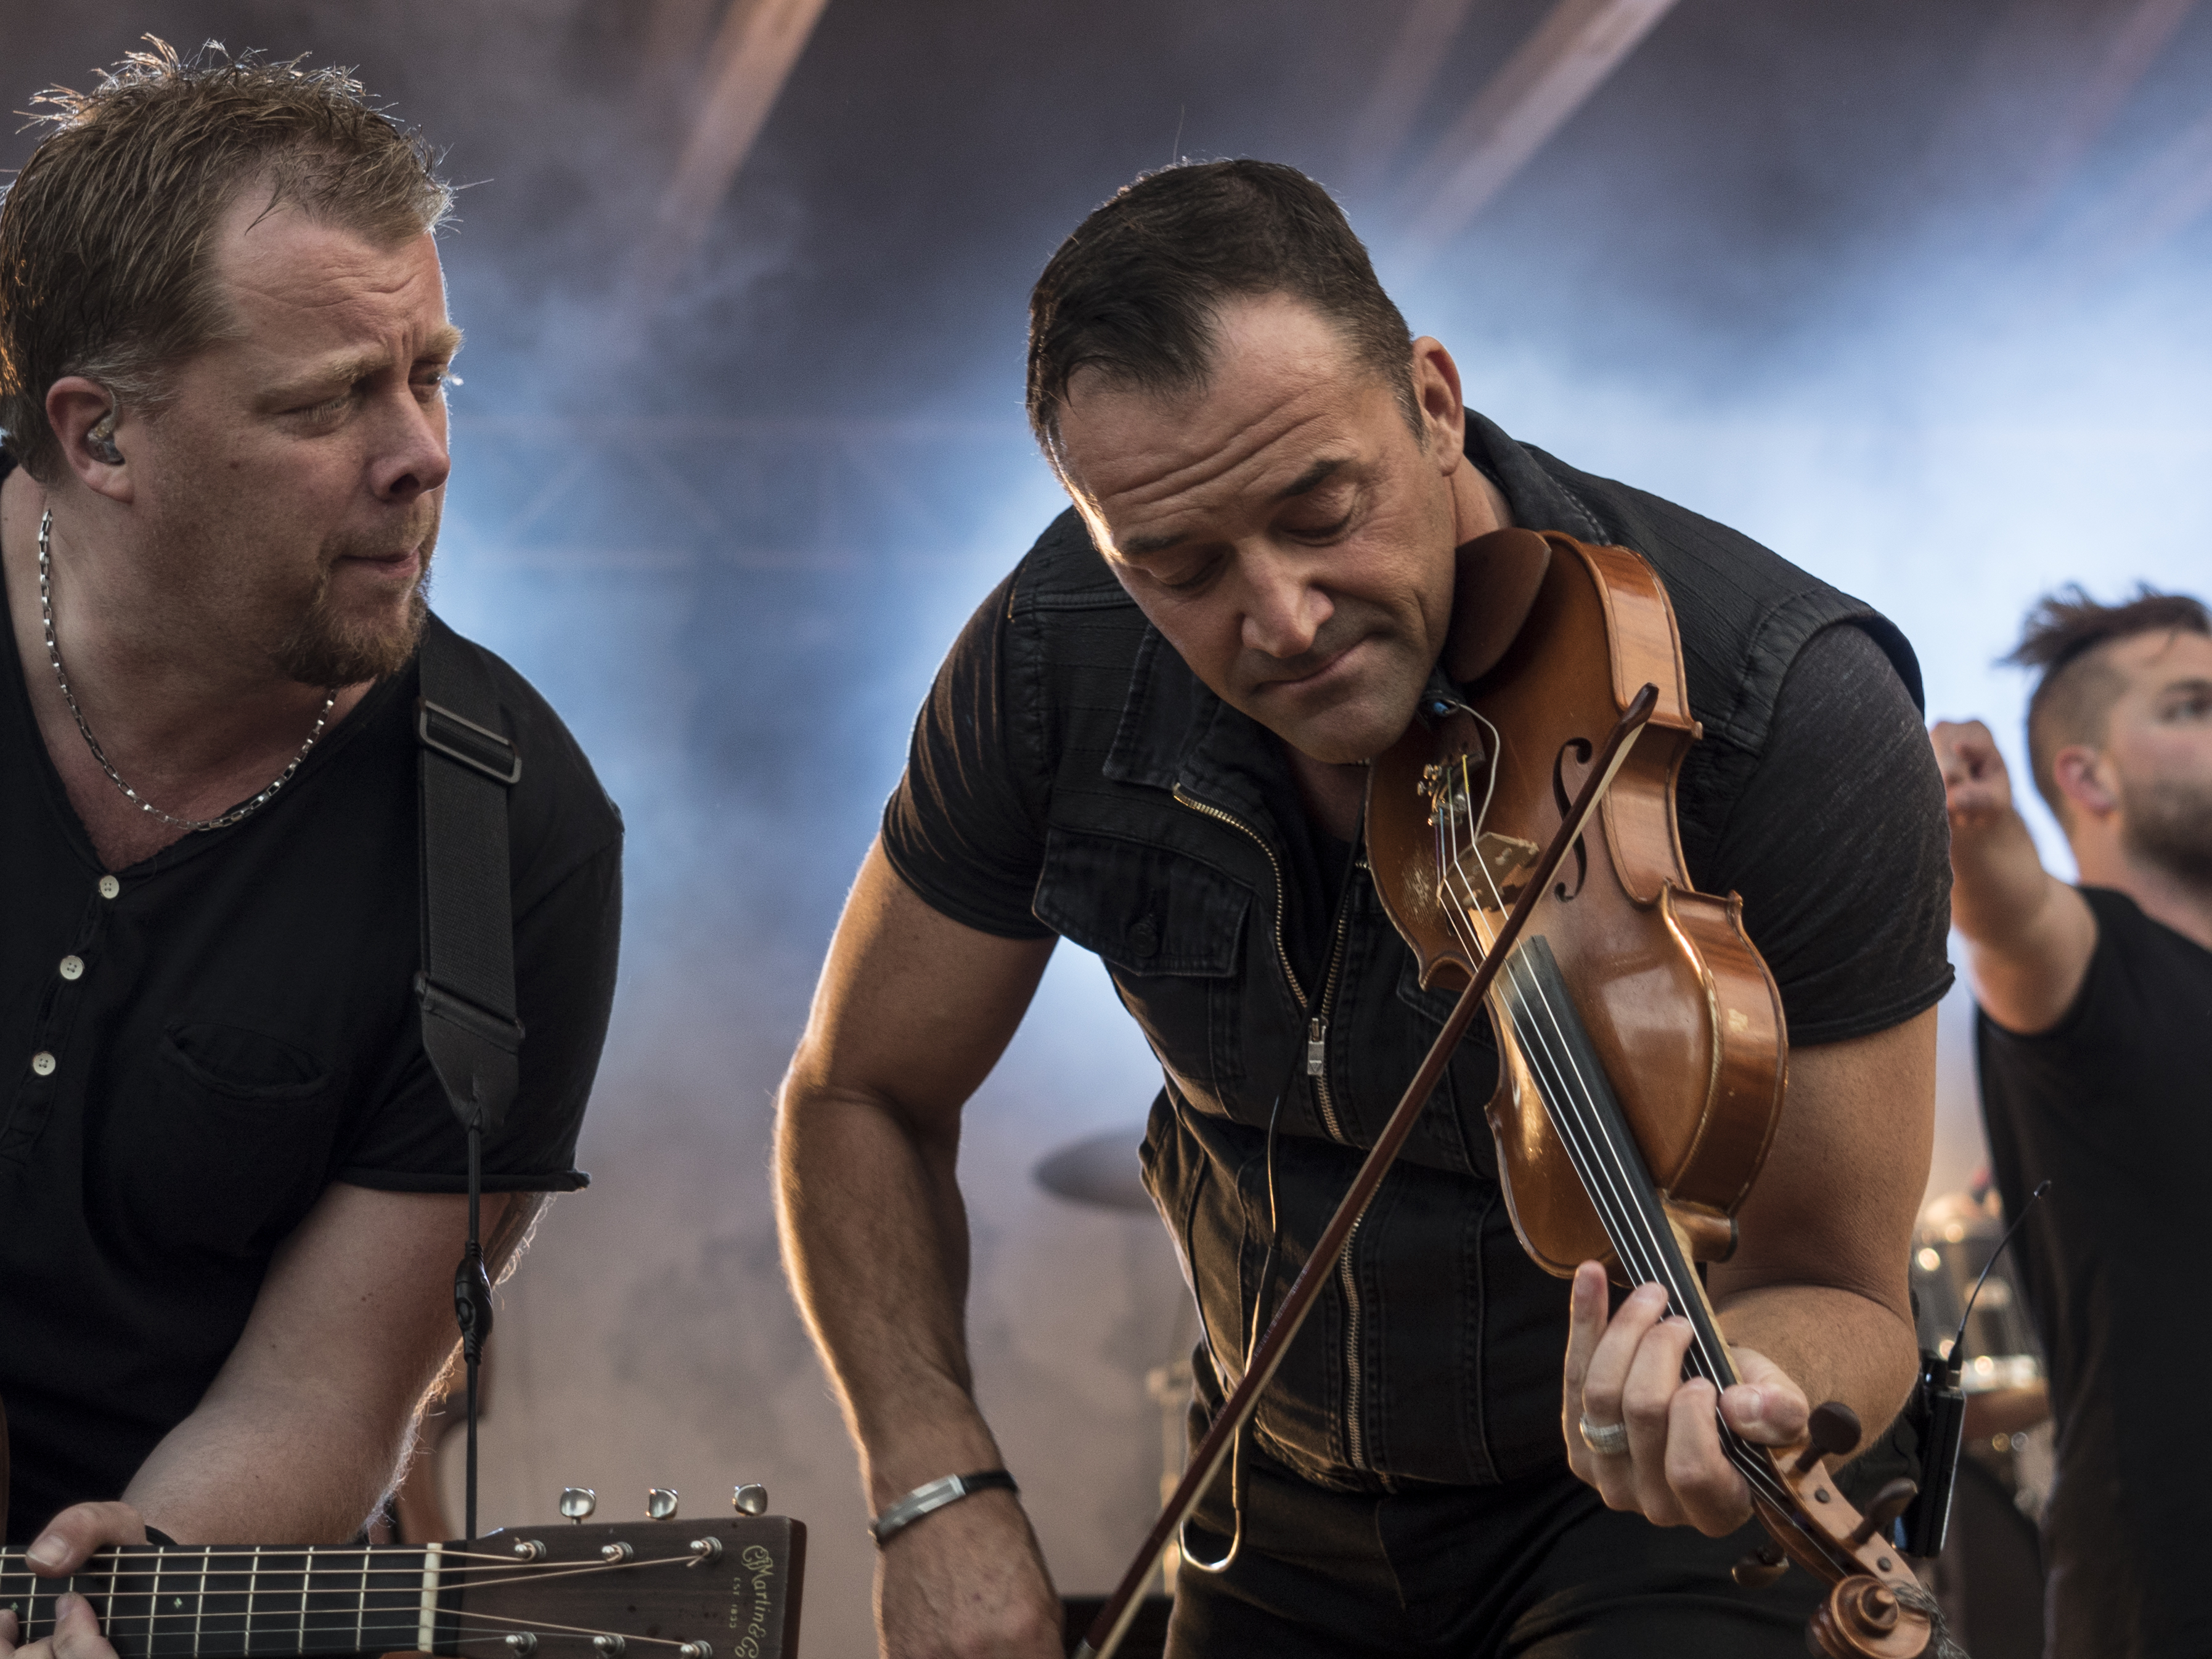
[0,1501,147,1659]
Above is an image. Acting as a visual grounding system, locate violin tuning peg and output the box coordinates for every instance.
[1731,1544,1789,1589]
[560,1486,597,1522]
[732,1483,769,1516]
[1847,1477,1920,1547]
[648,1488,679,1520]
[1792,1401,1863,1473]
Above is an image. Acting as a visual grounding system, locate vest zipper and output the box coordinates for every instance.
[1339,1216,1367,1469]
[1308,874,1365,1465]
[1172,784,1373,1472]
[1172,786,1307,1006]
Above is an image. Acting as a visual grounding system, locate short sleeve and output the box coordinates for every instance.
[880,573,1055,937]
[335,838,621,1192]
[1694,624,1954,1045]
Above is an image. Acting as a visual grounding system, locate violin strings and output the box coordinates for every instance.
[1432,735,1806,1523]
[1436,768,1787,1512]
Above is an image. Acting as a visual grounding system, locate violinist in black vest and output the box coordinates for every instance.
[0,46,620,1659]
[776,160,1953,1659]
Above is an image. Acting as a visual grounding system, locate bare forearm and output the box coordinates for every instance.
[123,1392,408,1545]
[776,1082,1004,1507]
[1949,807,2061,949]
[1718,1283,1918,1445]
[1949,810,2096,1030]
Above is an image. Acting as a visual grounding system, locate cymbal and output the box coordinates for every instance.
[1034,1127,1153,1213]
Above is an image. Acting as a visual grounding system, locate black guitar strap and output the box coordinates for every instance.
[414,613,524,1544]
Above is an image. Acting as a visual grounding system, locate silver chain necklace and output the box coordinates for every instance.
[38,508,336,833]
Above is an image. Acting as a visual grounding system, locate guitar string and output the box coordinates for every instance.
[1431,736,1811,1528]
[9,1597,704,1652]
[0,1546,706,1577]
[1,1548,722,1649]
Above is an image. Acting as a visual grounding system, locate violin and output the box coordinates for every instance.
[1369,528,1948,1657]
[1075,529,1954,1659]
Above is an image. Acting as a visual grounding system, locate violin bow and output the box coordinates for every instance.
[1072,684,1660,1659]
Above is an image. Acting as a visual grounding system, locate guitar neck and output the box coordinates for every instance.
[1,1542,451,1659]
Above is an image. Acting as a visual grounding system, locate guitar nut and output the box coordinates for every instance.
[593,1639,626,1657]
[687,1538,724,1565]
[505,1637,537,1655]
[512,1540,547,1562]
[679,1645,714,1658]
[600,1542,635,1562]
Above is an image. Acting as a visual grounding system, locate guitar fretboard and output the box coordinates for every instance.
[0,1542,452,1658]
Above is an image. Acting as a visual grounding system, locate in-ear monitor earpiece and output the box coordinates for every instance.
[88,409,122,465]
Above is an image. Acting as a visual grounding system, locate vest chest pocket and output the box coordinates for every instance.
[1034,826,1253,1109]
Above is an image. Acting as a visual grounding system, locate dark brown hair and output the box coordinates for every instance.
[1025,159,1415,465]
[0,38,452,481]
[2007,584,2210,823]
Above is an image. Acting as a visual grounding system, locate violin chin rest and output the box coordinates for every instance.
[1447,528,1553,685]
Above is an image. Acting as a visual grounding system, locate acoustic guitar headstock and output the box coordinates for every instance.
[453,1488,804,1659]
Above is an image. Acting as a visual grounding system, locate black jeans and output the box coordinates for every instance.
[1166,1443,1829,1658]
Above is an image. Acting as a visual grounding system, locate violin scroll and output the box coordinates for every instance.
[1813,1576,1932,1659]
[1742,1396,1935,1657]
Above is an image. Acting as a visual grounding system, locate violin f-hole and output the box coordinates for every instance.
[1551,739,1593,900]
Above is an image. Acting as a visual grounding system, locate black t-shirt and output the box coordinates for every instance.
[1978,888,2212,1659]
[0,463,624,1536]
[884,581,1950,1048]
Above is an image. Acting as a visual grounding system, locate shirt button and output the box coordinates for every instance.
[59,955,85,980]
[98,875,121,899]
[31,1051,57,1077]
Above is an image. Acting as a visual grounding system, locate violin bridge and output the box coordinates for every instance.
[1474,832,1539,911]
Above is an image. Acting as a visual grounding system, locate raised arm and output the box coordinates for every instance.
[1930,719,2097,1033]
[775,838,1061,1659]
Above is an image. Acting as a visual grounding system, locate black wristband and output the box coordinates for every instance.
[868,1469,1018,1546]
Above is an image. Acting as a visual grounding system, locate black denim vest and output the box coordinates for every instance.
[1006,416,1920,1490]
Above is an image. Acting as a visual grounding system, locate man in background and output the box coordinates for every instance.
[0,41,622,1649]
[1933,587,2211,1659]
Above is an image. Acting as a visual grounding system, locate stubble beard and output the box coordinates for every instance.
[269,531,437,687]
[2121,769,2212,891]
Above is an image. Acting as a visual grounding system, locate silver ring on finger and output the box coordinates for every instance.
[1578,1415,1631,1456]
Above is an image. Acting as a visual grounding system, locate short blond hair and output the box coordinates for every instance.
[0,38,453,481]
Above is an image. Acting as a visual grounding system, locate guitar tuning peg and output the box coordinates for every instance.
[560,1486,598,1522]
[1730,1543,1789,1589]
[732,1483,769,1516]
[648,1488,679,1520]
